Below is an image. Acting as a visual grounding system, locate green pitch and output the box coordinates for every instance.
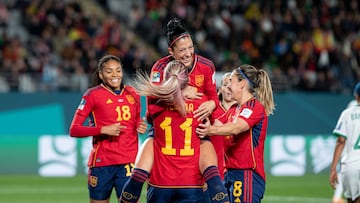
[0,174,334,203]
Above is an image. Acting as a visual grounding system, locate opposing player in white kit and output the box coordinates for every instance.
[330,82,360,203]
[331,99,358,203]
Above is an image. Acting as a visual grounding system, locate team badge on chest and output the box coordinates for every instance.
[195,75,204,86]
[126,95,135,104]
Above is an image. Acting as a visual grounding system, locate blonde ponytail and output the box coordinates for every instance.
[235,65,275,116]
[134,61,189,116]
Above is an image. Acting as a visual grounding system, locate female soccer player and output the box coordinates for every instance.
[128,60,228,203]
[196,64,275,203]
[201,72,236,201]
[121,18,227,203]
[69,55,147,203]
[211,72,237,180]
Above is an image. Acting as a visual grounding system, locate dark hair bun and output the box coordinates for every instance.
[166,18,188,46]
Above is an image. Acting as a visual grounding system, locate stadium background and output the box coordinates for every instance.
[0,0,359,202]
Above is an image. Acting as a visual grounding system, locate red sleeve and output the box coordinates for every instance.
[150,56,172,85]
[204,65,219,104]
[69,112,102,137]
[150,61,162,85]
[238,99,264,128]
[69,93,102,137]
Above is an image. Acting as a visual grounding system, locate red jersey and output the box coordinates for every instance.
[223,98,268,180]
[69,84,140,167]
[150,55,219,104]
[147,97,207,187]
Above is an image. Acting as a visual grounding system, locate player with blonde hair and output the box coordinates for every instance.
[120,18,228,203]
[196,64,275,203]
[121,60,229,203]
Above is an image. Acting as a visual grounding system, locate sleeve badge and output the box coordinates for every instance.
[151,72,161,83]
[78,99,86,110]
[240,108,253,118]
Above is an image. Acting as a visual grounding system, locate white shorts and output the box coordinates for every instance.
[342,169,360,201]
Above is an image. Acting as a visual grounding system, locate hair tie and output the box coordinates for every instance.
[237,67,256,88]
[169,33,190,47]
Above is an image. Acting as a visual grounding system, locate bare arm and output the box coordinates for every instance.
[196,117,249,138]
[329,136,346,189]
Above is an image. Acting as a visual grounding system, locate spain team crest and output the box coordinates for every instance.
[195,75,204,86]
[89,176,98,187]
[126,95,135,104]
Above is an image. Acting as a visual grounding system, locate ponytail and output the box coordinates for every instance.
[235,65,275,116]
[134,61,189,116]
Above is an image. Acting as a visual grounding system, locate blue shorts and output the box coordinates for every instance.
[202,188,211,203]
[147,185,204,203]
[88,164,134,200]
[224,169,265,203]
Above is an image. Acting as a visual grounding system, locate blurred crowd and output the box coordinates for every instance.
[0,0,359,94]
